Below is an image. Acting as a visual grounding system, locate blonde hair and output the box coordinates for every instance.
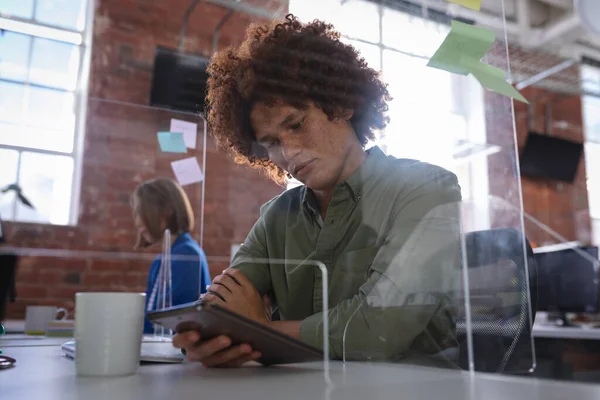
[132,178,195,249]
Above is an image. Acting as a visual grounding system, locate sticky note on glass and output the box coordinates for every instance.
[428,21,528,103]
[157,132,187,153]
[467,61,530,104]
[447,0,481,11]
[171,157,204,186]
[170,119,197,149]
[427,20,495,75]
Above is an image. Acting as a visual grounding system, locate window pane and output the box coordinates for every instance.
[0,81,25,124]
[15,152,73,225]
[0,0,34,19]
[332,0,379,42]
[582,65,600,94]
[0,31,31,82]
[35,0,87,31]
[289,0,379,42]
[26,86,76,132]
[382,49,458,170]
[382,8,449,58]
[0,148,19,220]
[586,142,600,219]
[342,38,381,71]
[583,95,600,143]
[29,37,80,90]
[383,49,452,111]
[0,123,75,153]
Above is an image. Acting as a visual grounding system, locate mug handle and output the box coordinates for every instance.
[55,308,68,320]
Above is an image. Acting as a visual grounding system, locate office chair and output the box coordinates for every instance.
[456,228,538,373]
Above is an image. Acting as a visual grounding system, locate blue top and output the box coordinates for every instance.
[143,232,210,333]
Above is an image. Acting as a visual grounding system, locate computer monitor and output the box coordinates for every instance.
[149,47,210,114]
[520,132,583,183]
[535,246,599,315]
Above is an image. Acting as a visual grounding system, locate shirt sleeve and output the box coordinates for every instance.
[299,170,462,361]
[229,202,274,297]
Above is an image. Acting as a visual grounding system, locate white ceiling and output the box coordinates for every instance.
[424,0,600,62]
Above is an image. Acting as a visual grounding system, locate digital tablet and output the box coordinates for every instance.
[147,301,323,365]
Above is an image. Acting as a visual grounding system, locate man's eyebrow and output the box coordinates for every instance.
[280,112,300,127]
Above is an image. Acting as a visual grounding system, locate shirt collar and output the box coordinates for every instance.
[301,146,386,216]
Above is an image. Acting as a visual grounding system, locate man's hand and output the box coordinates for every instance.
[173,269,268,368]
[203,268,270,325]
[172,329,261,368]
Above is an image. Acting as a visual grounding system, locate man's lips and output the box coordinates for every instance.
[293,159,315,176]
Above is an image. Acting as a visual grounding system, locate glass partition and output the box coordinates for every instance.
[0,0,541,381]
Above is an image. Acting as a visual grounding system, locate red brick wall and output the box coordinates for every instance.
[4,0,285,318]
[484,46,590,246]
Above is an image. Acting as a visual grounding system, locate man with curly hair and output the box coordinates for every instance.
[173,14,462,368]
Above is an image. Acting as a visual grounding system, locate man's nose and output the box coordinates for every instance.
[281,141,301,163]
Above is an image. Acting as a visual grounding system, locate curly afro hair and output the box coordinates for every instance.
[206,13,391,184]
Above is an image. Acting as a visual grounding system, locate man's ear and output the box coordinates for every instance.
[338,108,354,121]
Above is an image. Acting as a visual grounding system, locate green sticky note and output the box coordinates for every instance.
[447,0,481,10]
[427,20,496,75]
[468,61,530,104]
[158,132,187,153]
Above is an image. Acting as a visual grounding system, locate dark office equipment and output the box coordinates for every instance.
[0,254,18,321]
[519,132,583,183]
[149,47,210,114]
[534,246,599,319]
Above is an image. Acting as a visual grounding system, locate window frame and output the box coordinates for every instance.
[0,0,94,225]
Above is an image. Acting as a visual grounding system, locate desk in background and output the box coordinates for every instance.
[532,316,600,382]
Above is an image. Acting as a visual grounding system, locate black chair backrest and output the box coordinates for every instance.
[457,228,537,373]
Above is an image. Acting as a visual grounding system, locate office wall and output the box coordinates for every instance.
[485,45,590,246]
[4,0,285,318]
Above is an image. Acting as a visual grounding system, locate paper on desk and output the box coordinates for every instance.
[467,61,530,104]
[427,20,495,75]
[170,118,197,149]
[447,0,481,11]
[157,132,187,153]
[171,157,204,186]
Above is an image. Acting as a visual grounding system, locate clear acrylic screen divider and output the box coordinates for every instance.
[230,256,332,385]
[491,195,600,326]
[459,198,536,374]
[1,97,208,343]
[340,200,465,369]
[147,229,173,338]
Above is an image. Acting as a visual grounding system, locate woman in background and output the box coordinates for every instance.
[132,178,210,334]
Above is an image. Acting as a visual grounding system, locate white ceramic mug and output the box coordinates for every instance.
[75,292,146,377]
[24,306,68,335]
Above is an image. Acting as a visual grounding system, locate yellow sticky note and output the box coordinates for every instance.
[447,0,481,11]
[427,20,495,75]
[467,61,529,104]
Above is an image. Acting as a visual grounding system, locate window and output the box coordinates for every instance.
[582,64,600,244]
[0,0,92,225]
[287,0,488,204]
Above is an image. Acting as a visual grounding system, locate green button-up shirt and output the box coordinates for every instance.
[232,146,462,361]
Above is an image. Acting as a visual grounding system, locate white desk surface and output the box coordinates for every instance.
[0,334,68,347]
[532,323,600,340]
[2,346,600,400]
